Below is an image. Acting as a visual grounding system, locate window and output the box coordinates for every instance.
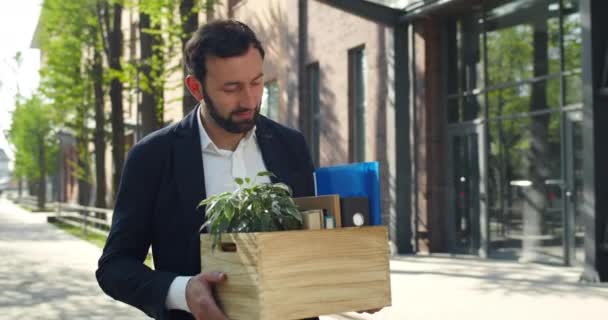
[306,63,320,166]
[446,0,583,122]
[348,46,366,162]
[260,80,279,121]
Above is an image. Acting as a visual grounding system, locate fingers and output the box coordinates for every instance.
[194,296,227,320]
[186,272,229,320]
[201,271,227,284]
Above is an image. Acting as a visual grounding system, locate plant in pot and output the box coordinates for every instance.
[197,171,303,250]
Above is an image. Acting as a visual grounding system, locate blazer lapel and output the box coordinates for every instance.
[173,107,207,220]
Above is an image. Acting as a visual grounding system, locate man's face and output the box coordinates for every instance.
[201,45,264,133]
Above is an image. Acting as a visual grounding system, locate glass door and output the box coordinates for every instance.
[447,124,487,256]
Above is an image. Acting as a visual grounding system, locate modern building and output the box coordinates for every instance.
[308,0,607,281]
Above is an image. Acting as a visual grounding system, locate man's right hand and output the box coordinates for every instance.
[186,272,228,320]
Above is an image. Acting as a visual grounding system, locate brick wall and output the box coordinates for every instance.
[414,17,447,252]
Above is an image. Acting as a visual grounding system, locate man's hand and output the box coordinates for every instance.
[186,272,228,320]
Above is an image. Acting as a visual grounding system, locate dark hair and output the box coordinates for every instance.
[184,20,265,83]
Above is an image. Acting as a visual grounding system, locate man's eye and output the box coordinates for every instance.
[223,86,238,92]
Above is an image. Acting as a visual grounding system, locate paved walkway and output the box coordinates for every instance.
[1,198,607,320]
[323,255,608,320]
[0,198,146,319]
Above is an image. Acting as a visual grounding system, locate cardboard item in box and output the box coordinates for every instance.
[293,195,342,228]
[301,209,323,230]
[200,227,391,320]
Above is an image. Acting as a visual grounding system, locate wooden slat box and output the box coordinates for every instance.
[200,226,391,320]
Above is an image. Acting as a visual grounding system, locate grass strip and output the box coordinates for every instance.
[49,219,154,268]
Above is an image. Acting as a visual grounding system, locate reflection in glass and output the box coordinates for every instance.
[564,73,582,106]
[485,0,560,87]
[563,0,581,72]
[487,78,560,118]
[261,81,279,120]
[442,0,584,265]
[488,112,563,263]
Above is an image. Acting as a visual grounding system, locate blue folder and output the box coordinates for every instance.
[314,162,382,226]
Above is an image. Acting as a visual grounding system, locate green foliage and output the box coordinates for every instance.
[198,171,303,250]
[38,0,102,189]
[8,95,58,181]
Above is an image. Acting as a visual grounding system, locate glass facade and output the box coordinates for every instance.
[445,0,582,265]
[261,80,279,121]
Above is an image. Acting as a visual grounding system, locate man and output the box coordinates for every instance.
[96,20,315,320]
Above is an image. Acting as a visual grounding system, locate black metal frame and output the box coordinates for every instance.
[347,45,367,163]
[600,39,608,96]
[580,0,608,282]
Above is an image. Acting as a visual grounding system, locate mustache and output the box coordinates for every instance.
[231,105,261,115]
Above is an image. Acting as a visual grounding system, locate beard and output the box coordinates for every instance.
[201,85,260,134]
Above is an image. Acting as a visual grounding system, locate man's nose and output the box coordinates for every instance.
[238,86,258,109]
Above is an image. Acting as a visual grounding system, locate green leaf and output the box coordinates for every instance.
[199,170,304,249]
[257,171,276,178]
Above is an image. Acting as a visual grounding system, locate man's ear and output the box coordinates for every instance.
[185,75,205,102]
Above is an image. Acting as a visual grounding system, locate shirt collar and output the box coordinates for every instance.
[196,105,256,153]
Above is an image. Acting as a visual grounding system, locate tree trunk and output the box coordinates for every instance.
[139,11,162,137]
[93,47,107,208]
[77,149,92,206]
[77,114,92,207]
[109,2,125,201]
[180,0,199,116]
[37,134,46,211]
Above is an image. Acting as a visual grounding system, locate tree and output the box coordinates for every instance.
[9,96,58,210]
[137,0,180,136]
[180,0,200,115]
[39,0,101,206]
[97,0,126,199]
[92,40,107,208]
[139,8,163,136]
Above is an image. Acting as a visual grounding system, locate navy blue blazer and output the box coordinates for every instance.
[96,108,315,319]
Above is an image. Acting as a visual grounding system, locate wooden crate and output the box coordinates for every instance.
[200,226,391,320]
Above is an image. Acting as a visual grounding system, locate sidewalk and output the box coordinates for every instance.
[1,198,607,320]
[0,198,146,319]
[323,254,608,320]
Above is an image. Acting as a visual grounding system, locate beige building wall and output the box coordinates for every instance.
[306,1,391,166]
[214,0,293,126]
[286,0,397,232]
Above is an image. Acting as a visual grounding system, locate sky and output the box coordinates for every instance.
[0,0,42,162]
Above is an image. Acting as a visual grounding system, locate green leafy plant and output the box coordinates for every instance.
[197,171,303,250]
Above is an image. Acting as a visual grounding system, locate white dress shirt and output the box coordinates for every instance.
[165,106,270,312]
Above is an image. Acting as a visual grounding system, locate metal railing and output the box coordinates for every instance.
[53,202,113,236]
[7,194,113,236]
